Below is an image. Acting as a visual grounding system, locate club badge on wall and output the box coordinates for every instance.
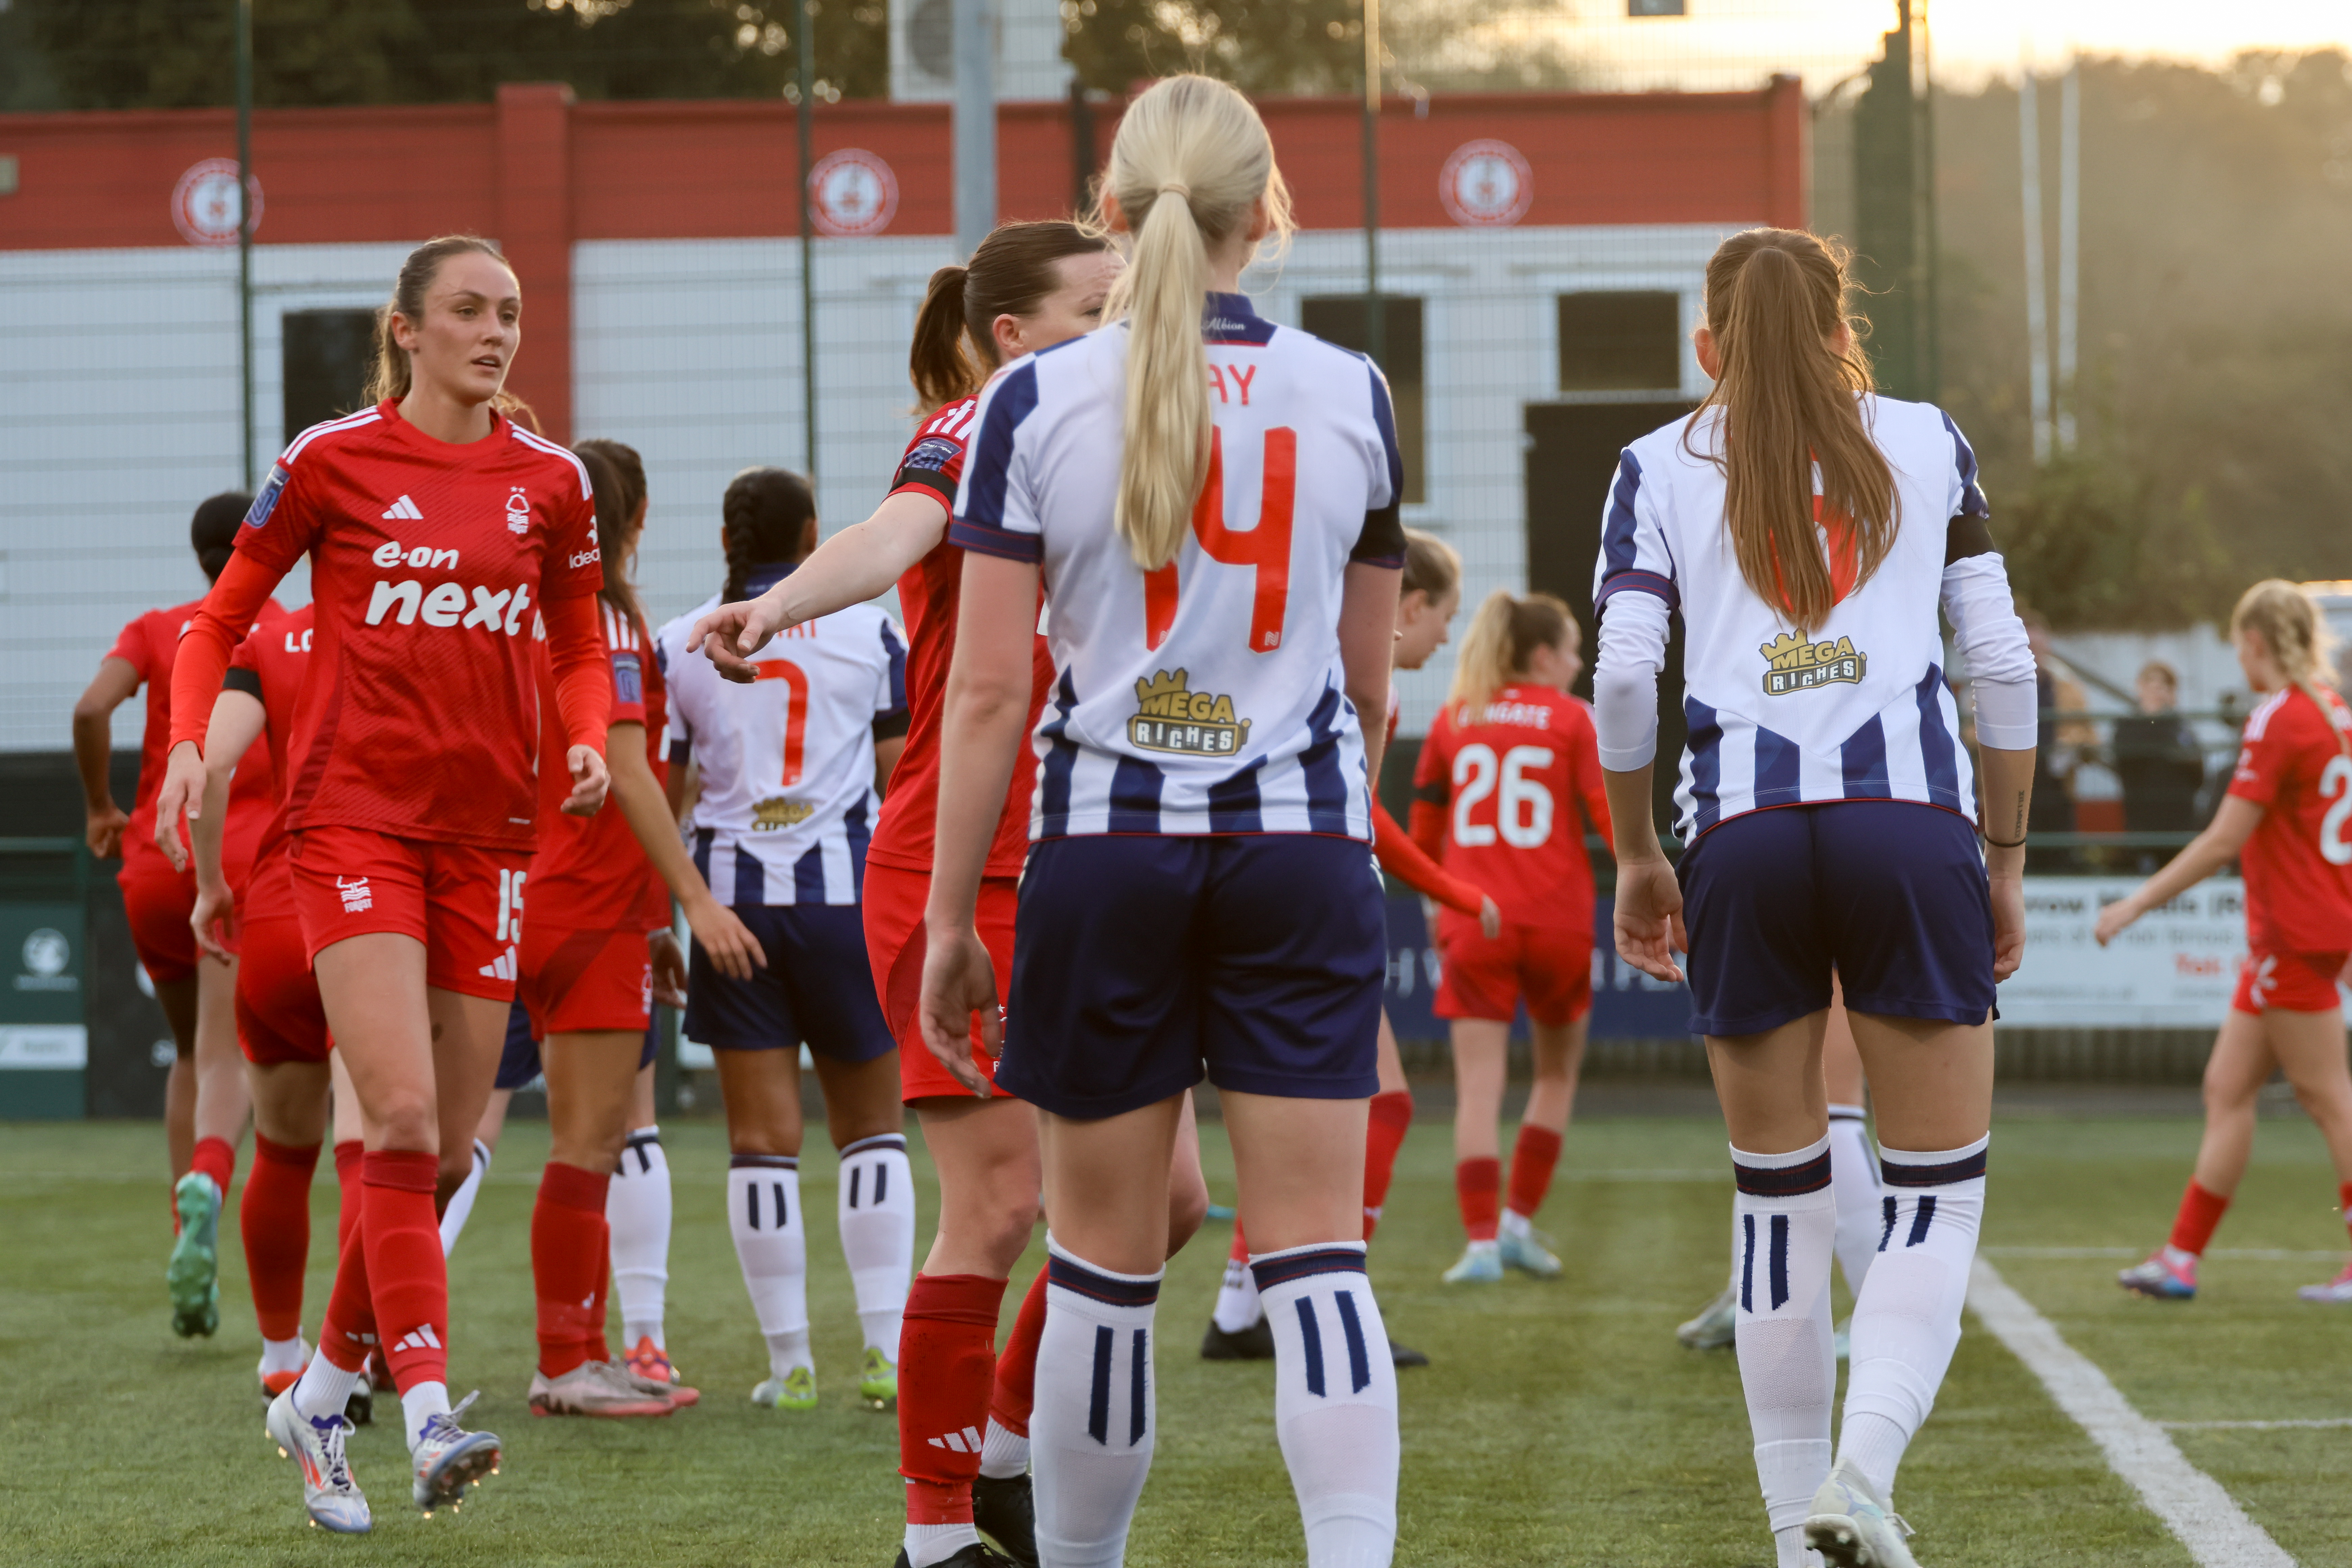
[808,149,900,239]
[1439,139,1533,228]
[172,157,264,247]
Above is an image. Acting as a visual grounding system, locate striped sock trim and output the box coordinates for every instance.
[1880,1137,1988,1188]
[1732,1150,1833,1197]
[1248,1241,1370,1293]
[839,1133,908,1159]
[728,1153,799,1171]
[1045,1240,1162,1308]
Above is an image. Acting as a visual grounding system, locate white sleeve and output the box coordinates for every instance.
[1593,590,1671,771]
[1942,553,2037,750]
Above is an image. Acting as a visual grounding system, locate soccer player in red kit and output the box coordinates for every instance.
[153,235,613,1533]
[517,438,753,1418]
[1202,529,1495,1363]
[2098,580,2352,1302]
[71,493,281,1337]
[691,219,1208,1568]
[1413,590,1612,1284]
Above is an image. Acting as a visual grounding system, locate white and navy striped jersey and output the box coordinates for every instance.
[1593,396,1994,840]
[655,568,908,905]
[950,292,1407,841]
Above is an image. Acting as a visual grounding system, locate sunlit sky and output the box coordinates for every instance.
[1515,0,2352,92]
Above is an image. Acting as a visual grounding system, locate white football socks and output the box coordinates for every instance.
[978,1418,1031,1480]
[260,1334,308,1379]
[1826,1105,1880,1298]
[436,1138,490,1257]
[1254,1242,1400,1568]
[608,1126,672,1350]
[1838,1135,1989,1499]
[401,1380,451,1451]
[1032,1237,1160,1568]
[837,1132,915,1360]
[1211,1251,1263,1333]
[728,1154,812,1378]
[1729,1135,1838,1558]
[291,1354,361,1424]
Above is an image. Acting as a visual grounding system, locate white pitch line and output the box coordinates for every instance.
[1983,1246,2345,1262]
[1968,1259,2296,1568]
[2162,1419,2352,1432]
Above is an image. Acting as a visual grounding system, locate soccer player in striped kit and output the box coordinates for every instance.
[922,74,1406,1567]
[73,494,281,1337]
[2098,581,2352,1305]
[1593,228,2037,1568]
[657,465,916,1416]
[156,235,615,1531]
[696,218,1211,1568]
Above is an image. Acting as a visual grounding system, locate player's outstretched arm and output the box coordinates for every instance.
[2092,791,2258,951]
[918,550,1037,1097]
[605,720,765,983]
[71,658,139,859]
[157,552,287,869]
[181,690,267,955]
[693,491,950,682]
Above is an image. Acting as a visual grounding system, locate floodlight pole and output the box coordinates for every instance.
[1361,0,1383,370]
[235,0,254,488]
[954,0,997,261]
[795,0,818,487]
[2019,63,2051,465]
[2056,56,2079,452]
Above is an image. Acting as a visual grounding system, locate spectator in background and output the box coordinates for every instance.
[2023,613,2094,869]
[2112,661,2207,869]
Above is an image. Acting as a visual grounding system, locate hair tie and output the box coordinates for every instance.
[1158,180,1191,199]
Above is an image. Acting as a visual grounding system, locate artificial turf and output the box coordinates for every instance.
[3,1105,2346,1565]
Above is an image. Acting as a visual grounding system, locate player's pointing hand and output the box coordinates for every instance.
[691,598,787,685]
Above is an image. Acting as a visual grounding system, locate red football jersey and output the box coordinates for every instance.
[528,599,670,932]
[867,397,1056,878]
[2227,684,2352,954]
[1413,685,1612,930]
[110,596,284,882]
[224,605,317,912]
[231,402,603,853]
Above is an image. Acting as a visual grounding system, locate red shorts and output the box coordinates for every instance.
[236,913,331,1065]
[1435,914,1594,1027]
[864,861,1018,1103]
[2233,950,2350,1015]
[119,861,197,986]
[519,925,653,1037]
[287,825,529,1001]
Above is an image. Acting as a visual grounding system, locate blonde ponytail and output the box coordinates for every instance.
[1099,75,1293,570]
[2233,579,2347,753]
[1447,590,1572,714]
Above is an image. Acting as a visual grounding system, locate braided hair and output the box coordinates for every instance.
[720,466,817,605]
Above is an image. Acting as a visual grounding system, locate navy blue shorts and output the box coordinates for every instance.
[1677,801,1996,1036]
[684,903,893,1062]
[995,834,1386,1120]
[495,1002,659,1090]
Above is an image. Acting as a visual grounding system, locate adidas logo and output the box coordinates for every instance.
[381,494,423,521]
[924,1425,985,1453]
[478,944,518,982]
[390,1325,443,1355]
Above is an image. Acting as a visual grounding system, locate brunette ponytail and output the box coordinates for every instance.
[1687,228,1896,637]
[574,439,648,633]
[906,222,1114,414]
[720,466,816,605]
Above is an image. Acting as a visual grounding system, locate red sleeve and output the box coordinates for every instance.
[602,608,647,728]
[1570,701,1614,849]
[544,591,614,756]
[106,616,152,681]
[540,470,606,602]
[169,553,286,754]
[2227,704,2299,810]
[1408,800,1448,860]
[1375,801,1486,914]
[1410,712,1450,857]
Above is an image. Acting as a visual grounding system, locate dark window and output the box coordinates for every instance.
[1557,291,1682,393]
[281,309,377,443]
[1301,294,1424,505]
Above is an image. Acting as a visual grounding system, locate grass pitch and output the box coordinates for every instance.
[5,1104,2351,1565]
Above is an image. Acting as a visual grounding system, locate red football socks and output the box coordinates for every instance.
[242,1133,320,1343]
[191,1134,236,1197]
[1456,1156,1502,1243]
[363,1149,449,1393]
[532,1161,612,1379]
[1506,1124,1564,1224]
[2168,1179,2231,1258]
[899,1273,1007,1524]
[333,1141,364,1253]
[1364,1091,1414,1241]
[989,1263,1050,1439]
[319,1192,376,1374]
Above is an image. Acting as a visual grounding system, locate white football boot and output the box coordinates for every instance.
[1805,1456,1919,1567]
[265,1387,371,1534]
